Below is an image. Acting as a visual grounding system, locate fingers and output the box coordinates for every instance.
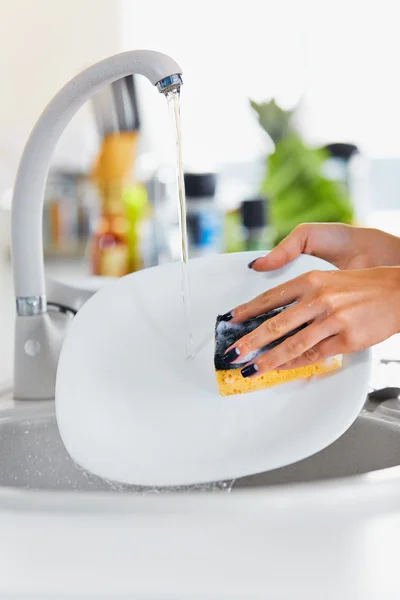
[240,322,339,377]
[274,336,342,371]
[232,273,311,323]
[227,300,318,363]
[249,223,312,272]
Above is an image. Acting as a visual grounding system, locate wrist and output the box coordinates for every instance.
[387,266,400,332]
[369,229,400,267]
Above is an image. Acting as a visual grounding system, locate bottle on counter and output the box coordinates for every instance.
[240,196,272,251]
[90,75,153,276]
[322,142,370,226]
[90,132,138,278]
[184,172,222,258]
[91,183,131,277]
[123,181,151,272]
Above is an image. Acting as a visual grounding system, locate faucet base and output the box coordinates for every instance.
[14,311,72,400]
[13,279,104,400]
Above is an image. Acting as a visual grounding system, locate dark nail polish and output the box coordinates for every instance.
[220,312,233,322]
[224,347,240,363]
[241,364,259,378]
[248,259,257,269]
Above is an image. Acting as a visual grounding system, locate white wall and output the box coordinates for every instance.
[120,0,400,163]
[0,0,121,193]
[119,0,282,168]
[1,0,400,196]
[297,0,400,157]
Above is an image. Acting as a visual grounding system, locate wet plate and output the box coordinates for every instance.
[56,252,371,486]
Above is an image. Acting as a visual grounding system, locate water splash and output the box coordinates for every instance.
[75,460,235,494]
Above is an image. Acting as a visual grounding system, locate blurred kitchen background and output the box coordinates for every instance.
[0,0,399,277]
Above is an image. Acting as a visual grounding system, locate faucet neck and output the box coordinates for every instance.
[11,50,182,311]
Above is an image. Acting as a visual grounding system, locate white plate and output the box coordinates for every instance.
[56,252,371,486]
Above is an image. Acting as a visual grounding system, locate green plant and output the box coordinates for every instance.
[250,100,354,244]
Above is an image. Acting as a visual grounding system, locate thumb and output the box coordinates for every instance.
[250,224,311,271]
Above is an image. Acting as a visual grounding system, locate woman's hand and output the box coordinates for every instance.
[224,267,400,377]
[248,223,400,272]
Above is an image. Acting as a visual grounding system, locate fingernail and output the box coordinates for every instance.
[220,311,234,322]
[224,347,240,363]
[248,256,267,269]
[241,364,259,378]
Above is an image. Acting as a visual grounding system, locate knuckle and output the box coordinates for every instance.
[279,247,291,264]
[264,316,283,337]
[258,290,273,305]
[294,223,309,238]
[259,354,274,370]
[305,270,322,287]
[342,329,357,350]
[303,346,320,364]
[238,338,254,356]
[280,358,297,370]
[315,289,334,311]
[334,309,351,329]
[286,336,304,354]
[327,314,343,331]
[234,304,247,320]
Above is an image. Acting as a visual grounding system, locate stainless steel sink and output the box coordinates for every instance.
[1,389,399,492]
[238,407,400,487]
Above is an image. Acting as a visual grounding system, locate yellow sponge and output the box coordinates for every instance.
[215,356,342,397]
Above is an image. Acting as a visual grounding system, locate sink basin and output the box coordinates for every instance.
[0,395,232,493]
[2,387,400,598]
[1,390,400,491]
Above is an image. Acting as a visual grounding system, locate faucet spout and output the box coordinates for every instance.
[156,74,183,95]
[11,50,183,310]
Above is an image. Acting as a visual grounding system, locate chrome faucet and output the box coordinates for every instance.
[11,50,183,400]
